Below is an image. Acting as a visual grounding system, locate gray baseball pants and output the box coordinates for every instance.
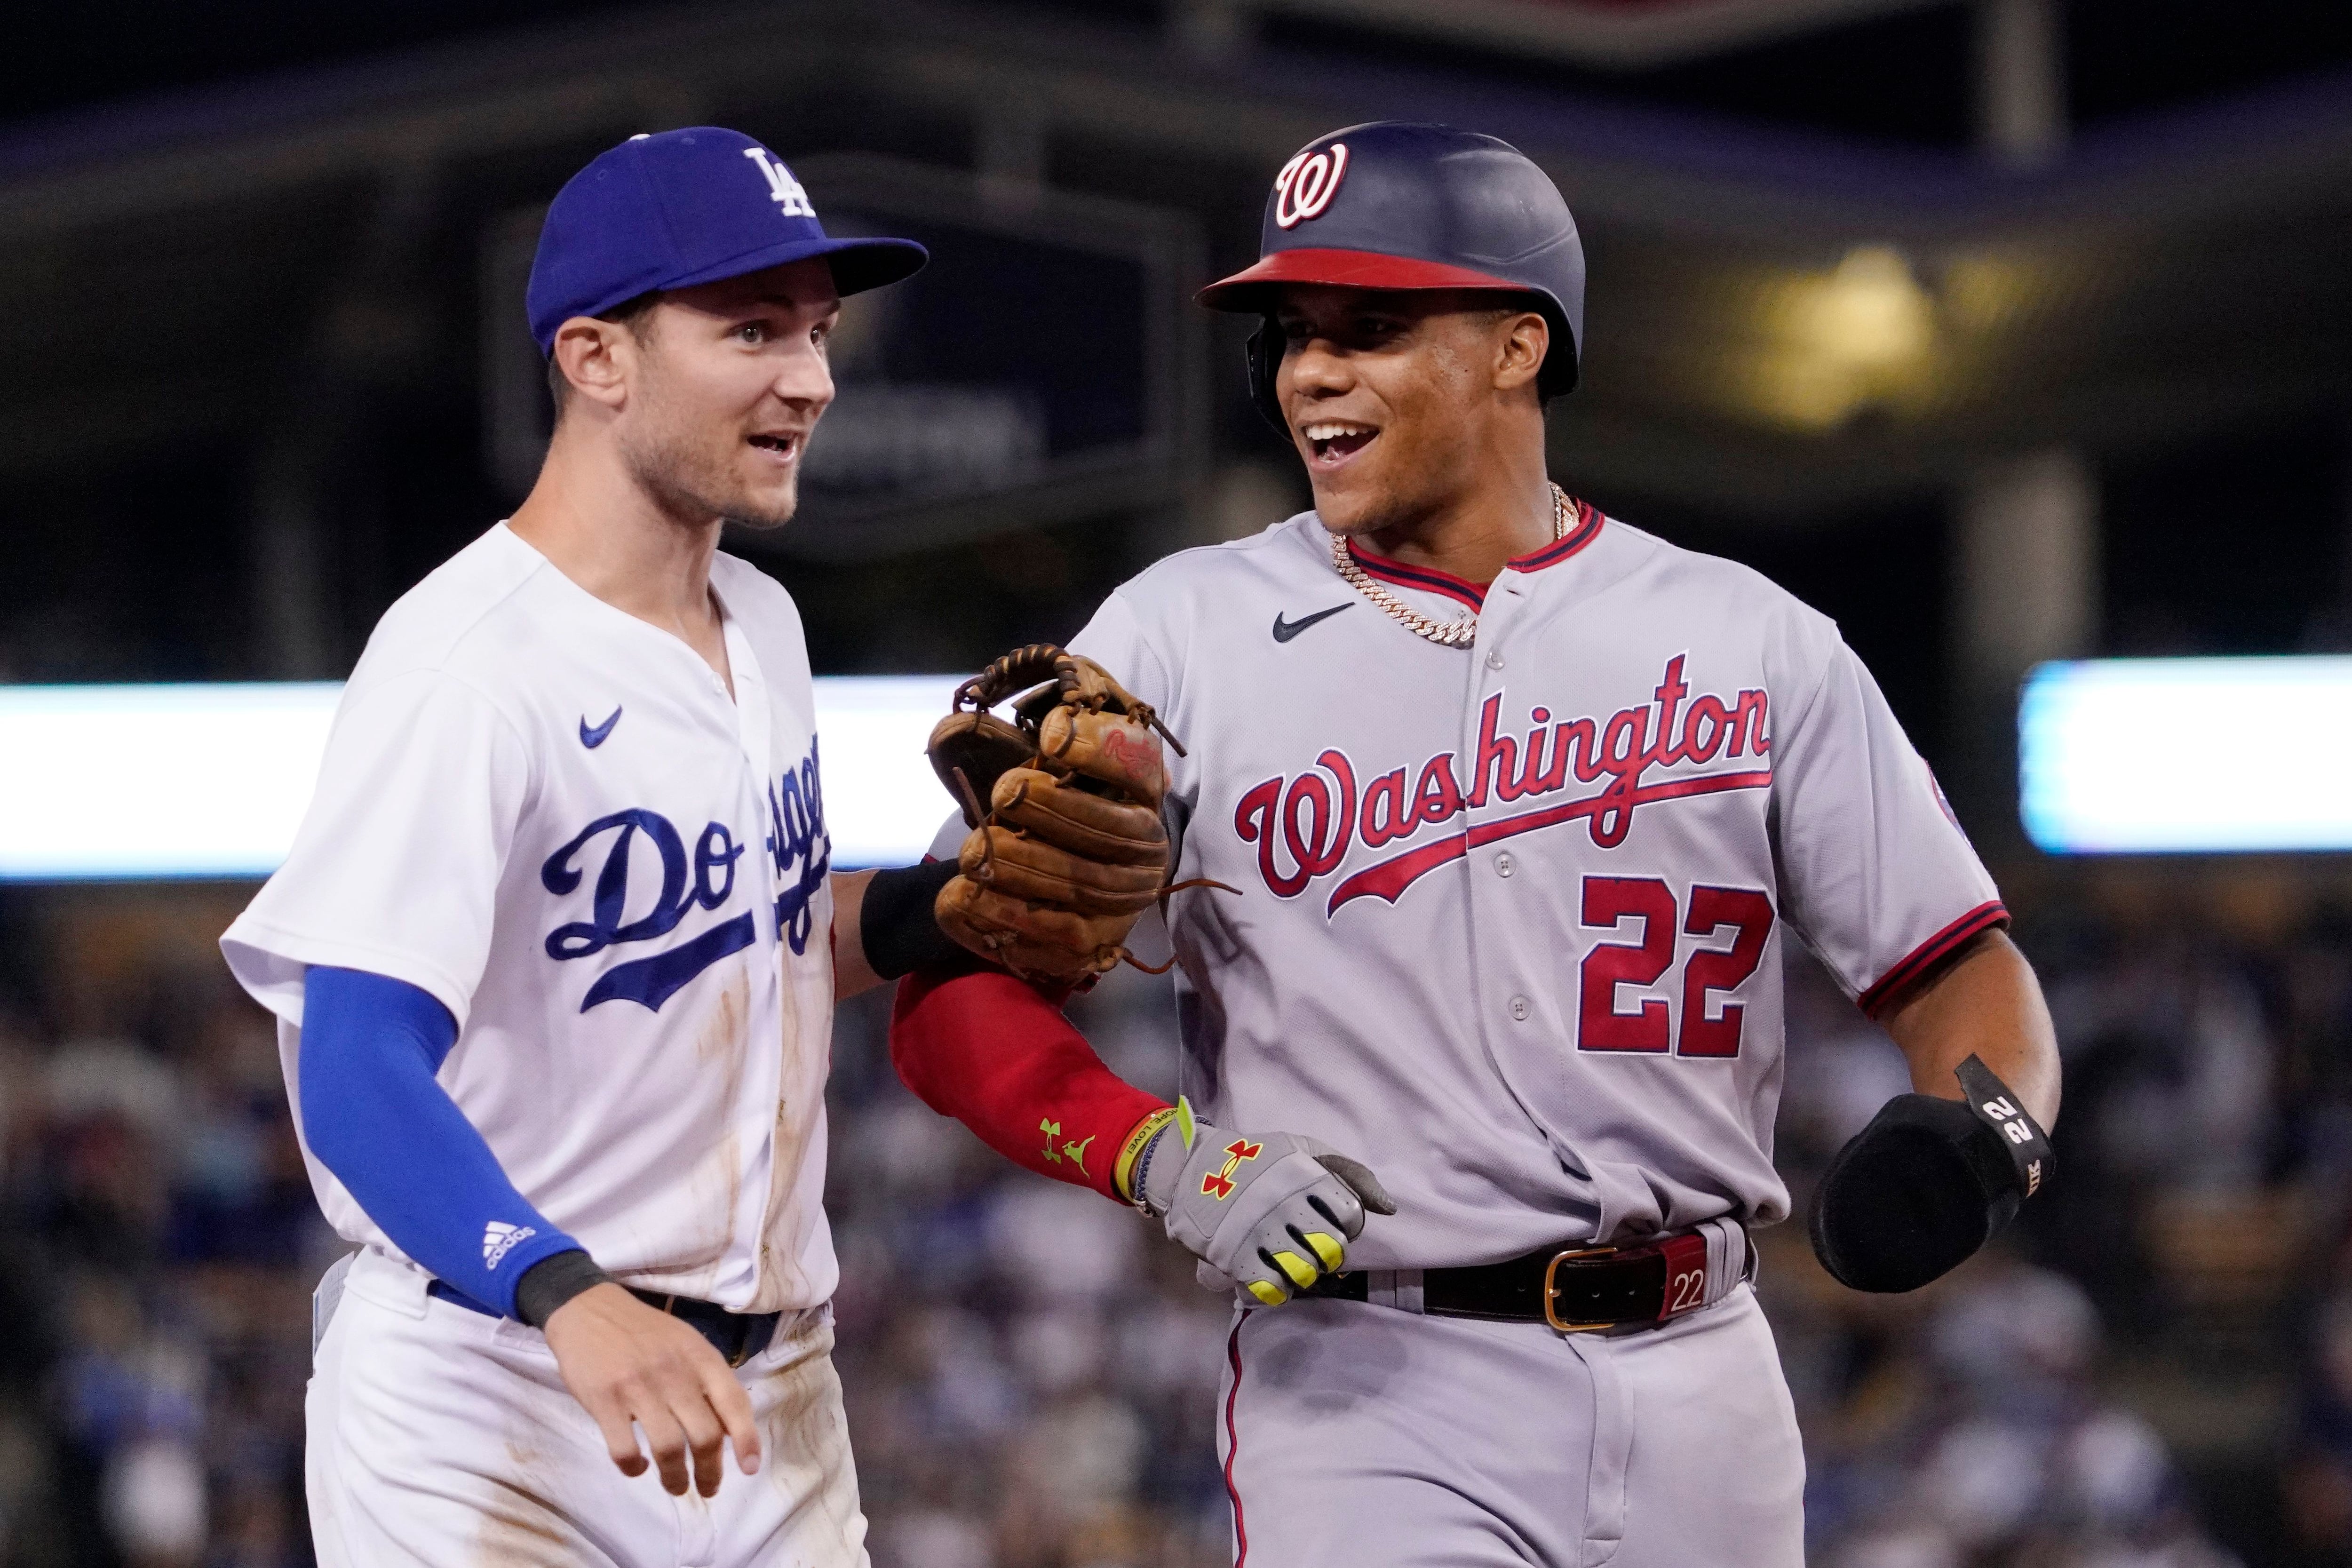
[1214,1283,1804,1567]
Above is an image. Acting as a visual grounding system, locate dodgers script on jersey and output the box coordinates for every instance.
[223,524,838,1313]
[1071,505,2005,1268]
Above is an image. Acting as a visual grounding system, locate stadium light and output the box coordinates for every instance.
[2019,656,2352,853]
[0,678,963,881]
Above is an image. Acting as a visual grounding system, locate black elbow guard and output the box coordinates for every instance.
[860,860,984,981]
[1808,1054,2053,1294]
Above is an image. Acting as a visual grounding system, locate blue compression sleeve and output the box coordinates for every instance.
[299,966,581,1317]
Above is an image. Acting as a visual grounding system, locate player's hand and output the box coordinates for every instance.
[541,1283,763,1497]
[1142,1098,1396,1306]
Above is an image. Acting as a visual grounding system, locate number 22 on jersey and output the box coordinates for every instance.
[1577,876,1775,1056]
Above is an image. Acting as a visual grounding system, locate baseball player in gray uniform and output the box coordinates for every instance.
[889,122,2062,1567]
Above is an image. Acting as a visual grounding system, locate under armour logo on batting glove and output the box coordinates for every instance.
[1141,1097,1396,1306]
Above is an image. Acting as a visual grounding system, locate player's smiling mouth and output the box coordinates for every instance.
[1302,420,1378,469]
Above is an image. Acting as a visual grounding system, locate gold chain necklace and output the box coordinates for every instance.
[1332,484,1573,649]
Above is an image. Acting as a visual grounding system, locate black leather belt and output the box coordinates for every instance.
[428,1281,781,1368]
[1306,1231,1724,1332]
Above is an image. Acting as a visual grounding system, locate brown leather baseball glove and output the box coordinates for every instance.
[927,645,1181,986]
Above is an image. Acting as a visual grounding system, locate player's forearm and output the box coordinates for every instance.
[829,870,884,999]
[1882,931,2060,1127]
[890,970,1172,1202]
[301,966,585,1316]
[830,861,977,1003]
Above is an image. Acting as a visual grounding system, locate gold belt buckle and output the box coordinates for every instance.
[1542,1245,1619,1333]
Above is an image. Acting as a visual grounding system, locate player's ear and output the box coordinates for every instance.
[1493,311,1549,395]
[550,318,635,414]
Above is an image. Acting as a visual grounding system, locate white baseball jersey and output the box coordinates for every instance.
[223,523,839,1313]
[1070,504,2004,1269]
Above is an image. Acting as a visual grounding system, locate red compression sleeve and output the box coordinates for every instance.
[890,970,1173,1203]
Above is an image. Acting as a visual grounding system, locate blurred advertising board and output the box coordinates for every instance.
[0,679,960,880]
[2020,657,2352,854]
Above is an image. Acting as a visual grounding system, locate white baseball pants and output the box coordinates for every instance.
[306,1249,868,1568]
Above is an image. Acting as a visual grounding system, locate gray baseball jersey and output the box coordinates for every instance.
[1069,504,2004,1270]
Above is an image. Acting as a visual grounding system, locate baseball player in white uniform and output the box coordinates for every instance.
[219,128,966,1568]
[887,123,2064,1566]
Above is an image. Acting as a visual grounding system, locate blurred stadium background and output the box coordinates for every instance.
[6,0,2352,1563]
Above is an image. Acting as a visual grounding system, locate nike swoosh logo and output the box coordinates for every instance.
[1272,603,1353,643]
[579,707,623,748]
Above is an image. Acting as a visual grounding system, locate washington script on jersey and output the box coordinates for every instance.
[1236,654,1772,915]
[541,737,830,1012]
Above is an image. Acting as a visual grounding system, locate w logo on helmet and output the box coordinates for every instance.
[1273,143,1349,229]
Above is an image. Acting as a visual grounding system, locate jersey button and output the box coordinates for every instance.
[1510,995,1531,1021]
[1485,650,1505,671]
[1495,852,1516,878]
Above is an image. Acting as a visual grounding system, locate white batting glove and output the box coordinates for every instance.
[1139,1097,1396,1306]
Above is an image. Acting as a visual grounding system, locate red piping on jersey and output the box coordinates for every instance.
[1507,498,1605,572]
[1858,900,2010,1018]
[1224,1318,1250,1567]
[1341,502,1606,613]
[1344,545,1486,611]
[1327,767,1774,915]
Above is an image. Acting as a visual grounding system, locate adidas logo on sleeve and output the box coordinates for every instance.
[482,1220,538,1269]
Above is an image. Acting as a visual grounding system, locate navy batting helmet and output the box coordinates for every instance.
[1198,122,1586,432]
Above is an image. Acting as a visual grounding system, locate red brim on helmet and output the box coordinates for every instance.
[1195,247,1541,312]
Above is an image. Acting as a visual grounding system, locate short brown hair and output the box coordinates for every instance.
[544,291,663,413]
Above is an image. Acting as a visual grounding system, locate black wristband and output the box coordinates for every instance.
[1954,1053,2054,1202]
[513,1249,615,1328]
[860,860,985,980]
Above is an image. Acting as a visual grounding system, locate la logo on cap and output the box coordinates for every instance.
[1273,142,1348,229]
[743,146,816,218]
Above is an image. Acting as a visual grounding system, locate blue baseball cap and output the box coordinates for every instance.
[526,127,927,354]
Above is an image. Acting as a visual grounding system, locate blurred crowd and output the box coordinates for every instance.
[0,912,329,1568]
[3,880,2352,1567]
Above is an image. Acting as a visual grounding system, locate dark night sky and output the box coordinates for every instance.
[9,0,2350,146]
[5,0,2346,744]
